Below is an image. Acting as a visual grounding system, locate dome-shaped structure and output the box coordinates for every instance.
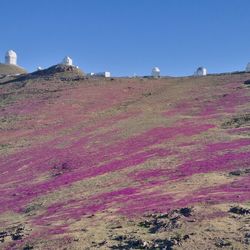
[246,63,250,72]
[152,67,160,78]
[62,56,73,66]
[5,50,17,65]
[195,67,207,76]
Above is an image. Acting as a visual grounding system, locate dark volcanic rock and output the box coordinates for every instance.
[222,113,250,128]
[229,206,250,215]
[0,224,26,243]
[138,208,193,234]
[179,207,192,217]
[245,233,250,245]
[22,245,34,250]
[214,238,231,248]
[244,79,250,85]
[229,169,250,176]
[111,234,190,250]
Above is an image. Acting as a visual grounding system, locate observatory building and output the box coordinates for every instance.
[195,67,207,76]
[62,56,73,66]
[152,67,160,78]
[246,63,250,72]
[0,50,27,75]
[94,72,111,78]
[5,50,17,65]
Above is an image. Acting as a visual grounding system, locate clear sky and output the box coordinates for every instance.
[1,0,250,76]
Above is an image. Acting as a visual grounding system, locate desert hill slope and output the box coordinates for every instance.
[0,73,250,249]
[0,63,27,76]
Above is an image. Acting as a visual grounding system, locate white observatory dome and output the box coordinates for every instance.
[62,56,73,66]
[246,63,250,72]
[5,50,17,65]
[195,67,207,76]
[152,67,160,78]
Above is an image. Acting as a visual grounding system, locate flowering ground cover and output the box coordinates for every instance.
[0,72,250,249]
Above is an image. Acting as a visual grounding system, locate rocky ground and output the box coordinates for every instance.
[0,69,250,249]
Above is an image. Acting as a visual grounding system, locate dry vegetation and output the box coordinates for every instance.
[0,69,250,249]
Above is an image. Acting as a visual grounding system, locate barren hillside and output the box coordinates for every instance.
[0,71,250,249]
[0,63,27,76]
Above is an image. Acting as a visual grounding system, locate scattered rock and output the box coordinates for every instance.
[110,224,122,229]
[22,203,43,214]
[138,220,152,228]
[51,162,71,177]
[179,207,192,217]
[183,235,190,240]
[229,169,250,177]
[153,238,176,249]
[154,213,169,219]
[244,233,250,244]
[98,240,106,246]
[244,79,250,85]
[229,206,250,215]
[215,238,231,248]
[22,244,34,250]
[0,231,7,243]
[111,234,190,250]
[142,241,151,248]
[12,234,23,241]
[148,219,169,234]
[142,92,152,97]
[0,224,26,243]
[245,238,250,245]
[86,214,95,218]
[139,208,193,234]
[222,113,250,128]
[111,237,149,249]
[112,235,127,241]
[245,233,250,238]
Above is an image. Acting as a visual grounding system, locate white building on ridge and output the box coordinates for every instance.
[5,50,17,65]
[195,67,207,76]
[62,56,73,66]
[94,72,111,78]
[152,67,160,78]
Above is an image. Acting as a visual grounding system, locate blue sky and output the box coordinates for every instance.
[1,0,250,76]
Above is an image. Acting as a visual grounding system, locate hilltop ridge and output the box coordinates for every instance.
[0,63,27,76]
